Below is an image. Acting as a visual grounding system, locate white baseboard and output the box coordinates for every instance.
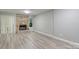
[34,30,79,48]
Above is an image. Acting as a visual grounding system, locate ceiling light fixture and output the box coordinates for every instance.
[24,10,31,14]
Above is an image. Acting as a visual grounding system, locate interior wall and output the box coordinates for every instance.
[54,9,79,43]
[0,17,1,33]
[33,11,54,34]
[33,9,79,43]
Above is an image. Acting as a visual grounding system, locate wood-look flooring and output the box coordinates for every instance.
[0,31,78,49]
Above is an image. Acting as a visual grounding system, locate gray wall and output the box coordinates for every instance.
[54,9,79,43]
[33,11,54,34]
[33,9,79,43]
[0,17,1,33]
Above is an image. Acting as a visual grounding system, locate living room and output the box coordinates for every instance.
[0,9,79,49]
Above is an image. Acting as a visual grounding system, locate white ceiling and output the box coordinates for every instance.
[0,9,52,16]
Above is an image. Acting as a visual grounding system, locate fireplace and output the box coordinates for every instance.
[19,25,27,30]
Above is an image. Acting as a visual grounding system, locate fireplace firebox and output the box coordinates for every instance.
[19,25,27,30]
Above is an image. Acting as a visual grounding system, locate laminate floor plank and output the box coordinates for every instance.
[0,31,78,49]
